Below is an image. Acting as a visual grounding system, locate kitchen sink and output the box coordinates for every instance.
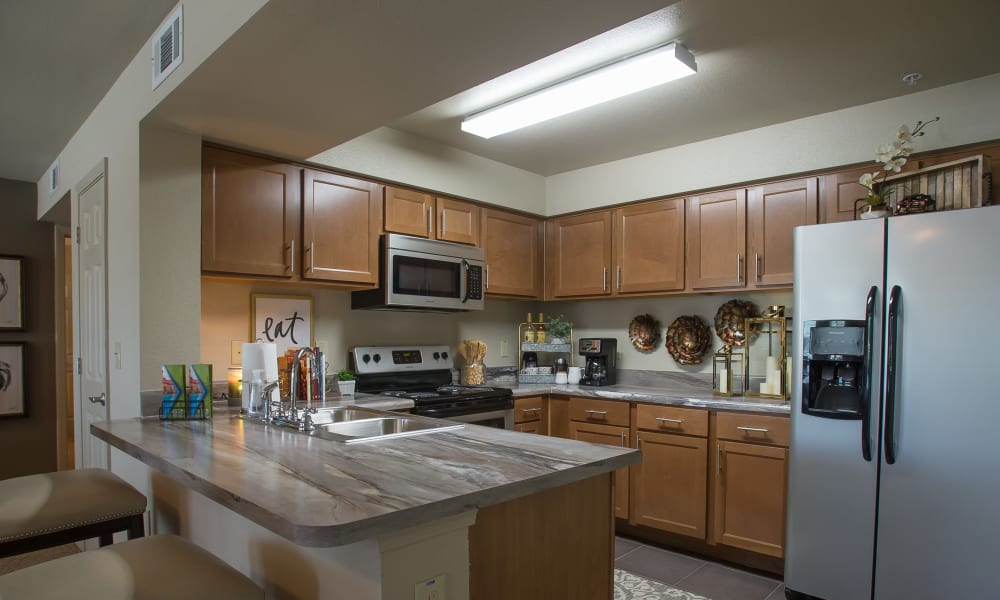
[309,407,463,443]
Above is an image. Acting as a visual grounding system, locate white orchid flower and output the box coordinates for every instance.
[859,172,877,188]
[876,143,896,163]
[883,157,907,172]
[897,125,913,144]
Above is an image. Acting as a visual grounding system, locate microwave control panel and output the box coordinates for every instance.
[467,265,483,300]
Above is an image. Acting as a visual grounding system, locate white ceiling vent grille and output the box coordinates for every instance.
[152,5,183,90]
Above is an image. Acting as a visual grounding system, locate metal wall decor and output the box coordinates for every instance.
[628,314,661,352]
[665,315,711,365]
[714,299,760,347]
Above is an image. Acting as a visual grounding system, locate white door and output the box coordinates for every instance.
[76,160,110,470]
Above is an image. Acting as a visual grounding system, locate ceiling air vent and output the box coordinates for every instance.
[152,5,183,90]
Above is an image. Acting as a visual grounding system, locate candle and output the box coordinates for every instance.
[759,382,772,395]
[786,360,793,396]
[765,357,778,384]
[719,369,728,394]
[771,370,783,393]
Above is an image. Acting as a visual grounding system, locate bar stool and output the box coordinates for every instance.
[0,534,264,599]
[0,468,147,558]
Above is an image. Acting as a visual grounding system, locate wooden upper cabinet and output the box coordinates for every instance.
[747,178,817,288]
[481,208,542,298]
[613,198,685,295]
[686,189,747,290]
[384,185,433,238]
[301,168,382,286]
[545,211,613,299]
[819,167,871,223]
[202,147,299,277]
[436,196,481,246]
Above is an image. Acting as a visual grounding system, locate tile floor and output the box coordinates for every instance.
[615,536,785,600]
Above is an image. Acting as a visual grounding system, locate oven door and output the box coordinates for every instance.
[435,408,514,430]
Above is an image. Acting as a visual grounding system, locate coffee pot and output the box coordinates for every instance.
[579,338,617,387]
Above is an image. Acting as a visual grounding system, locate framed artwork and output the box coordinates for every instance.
[0,255,24,330]
[250,293,314,356]
[0,342,26,417]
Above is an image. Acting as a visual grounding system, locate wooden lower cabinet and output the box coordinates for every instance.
[632,430,708,538]
[514,396,547,435]
[710,412,789,559]
[570,420,630,520]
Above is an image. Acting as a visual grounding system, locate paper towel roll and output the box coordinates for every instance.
[242,343,279,411]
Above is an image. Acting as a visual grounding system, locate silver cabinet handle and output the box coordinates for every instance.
[655,417,683,424]
[88,393,106,406]
[602,267,608,291]
[737,426,770,433]
[755,251,761,281]
[620,432,626,447]
[636,434,641,448]
[286,239,295,273]
[716,444,722,474]
[427,206,433,236]
[616,265,622,290]
[521,407,542,413]
[441,210,446,235]
[737,254,743,282]
[306,242,315,272]
[584,409,608,415]
[485,265,489,289]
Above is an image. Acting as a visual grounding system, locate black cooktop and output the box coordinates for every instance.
[379,385,511,405]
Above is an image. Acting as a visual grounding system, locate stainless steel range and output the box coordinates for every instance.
[350,345,514,429]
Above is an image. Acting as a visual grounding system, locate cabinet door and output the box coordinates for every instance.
[712,440,788,558]
[436,197,480,246]
[202,147,299,277]
[548,396,571,439]
[686,189,746,290]
[747,178,817,288]
[481,209,542,298]
[514,395,547,434]
[632,431,707,538]
[818,167,870,223]
[545,211,613,298]
[570,421,629,519]
[614,198,685,294]
[384,185,433,237]
[301,169,382,285]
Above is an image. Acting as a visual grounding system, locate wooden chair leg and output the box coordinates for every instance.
[126,514,145,540]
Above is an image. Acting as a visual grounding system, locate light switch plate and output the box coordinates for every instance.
[414,574,446,600]
[231,341,243,365]
[500,339,510,358]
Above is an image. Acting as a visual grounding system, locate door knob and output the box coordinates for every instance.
[88,393,106,406]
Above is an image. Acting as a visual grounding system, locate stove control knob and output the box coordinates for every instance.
[433,352,440,360]
[362,354,371,364]
[373,353,381,363]
[441,351,449,360]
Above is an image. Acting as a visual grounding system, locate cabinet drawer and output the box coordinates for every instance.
[569,397,630,427]
[715,412,790,446]
[514,396,545,424]
[636,404,708,437]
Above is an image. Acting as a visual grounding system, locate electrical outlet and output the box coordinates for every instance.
[231,341,243,365]
[414,574,447,600]
[500,339,510,358]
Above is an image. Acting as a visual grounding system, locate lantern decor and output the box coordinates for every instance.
[713,344,745,397]
[744,305,791,400]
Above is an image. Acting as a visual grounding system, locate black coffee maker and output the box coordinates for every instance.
[579,338,617,386]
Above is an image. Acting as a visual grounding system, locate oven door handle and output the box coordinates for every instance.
[460,259,470,304]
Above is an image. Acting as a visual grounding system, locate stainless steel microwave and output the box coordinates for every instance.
[351,234,485,312]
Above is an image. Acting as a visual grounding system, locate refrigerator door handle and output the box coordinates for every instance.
[861,285,877,462]
[884,284,902,465]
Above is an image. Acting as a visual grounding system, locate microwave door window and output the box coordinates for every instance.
[394,256,461,298]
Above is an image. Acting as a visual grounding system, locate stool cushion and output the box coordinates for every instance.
[0,534,263,599]
[0,469,146,543]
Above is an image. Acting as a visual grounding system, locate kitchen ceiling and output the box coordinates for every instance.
[3,0,1000,184]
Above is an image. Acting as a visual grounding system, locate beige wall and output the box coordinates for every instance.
[545,73,1000,215]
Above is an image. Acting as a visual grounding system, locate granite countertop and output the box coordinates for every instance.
[502,371,791,415]
[92,406,639,548]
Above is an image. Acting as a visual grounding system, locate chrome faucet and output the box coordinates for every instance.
[287,347,318,431]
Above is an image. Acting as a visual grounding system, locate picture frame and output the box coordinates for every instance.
[249,293,314,356]
[0,255,25,331]
[0,342,26,417]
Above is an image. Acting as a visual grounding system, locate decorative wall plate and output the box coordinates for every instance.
[665,315,711,365]
[713,299,760,347]
[628,314,661,352]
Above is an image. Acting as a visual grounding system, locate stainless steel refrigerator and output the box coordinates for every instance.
[785,205,1000,600]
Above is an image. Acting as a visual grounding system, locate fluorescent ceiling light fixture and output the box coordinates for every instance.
[461,42,696,139]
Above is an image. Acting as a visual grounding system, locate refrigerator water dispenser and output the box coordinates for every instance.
[802,320,867,417]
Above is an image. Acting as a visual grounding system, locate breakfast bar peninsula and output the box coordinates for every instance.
[92,405,638,599]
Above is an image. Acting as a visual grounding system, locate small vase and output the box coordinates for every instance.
[859,205,890,220]
[337,380,356,396]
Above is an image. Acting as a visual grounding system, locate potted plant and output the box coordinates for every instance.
[857,116,939,219]
[336,370,356,396]
[546,315,573,344]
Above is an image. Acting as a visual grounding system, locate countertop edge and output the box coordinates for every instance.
[507,384,791,414]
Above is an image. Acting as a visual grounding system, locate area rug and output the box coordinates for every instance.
[614,568,711,600]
